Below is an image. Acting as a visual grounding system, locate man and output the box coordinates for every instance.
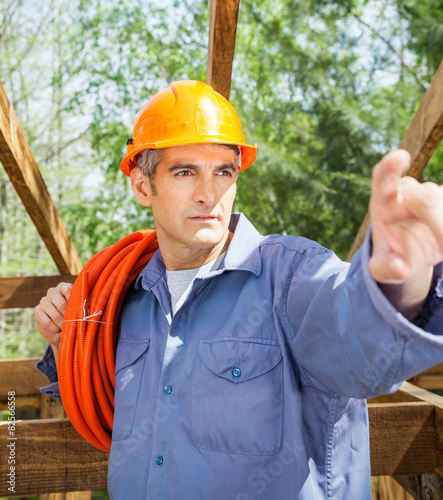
[35,80,443,499]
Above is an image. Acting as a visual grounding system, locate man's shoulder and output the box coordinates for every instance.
[259,233,330,256]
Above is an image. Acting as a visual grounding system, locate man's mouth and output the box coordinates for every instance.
[189,215,218,221]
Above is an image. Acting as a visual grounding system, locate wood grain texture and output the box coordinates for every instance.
[207,0,240,99]
[0,82,82,274]
[347,59,443,260]
[2,399,443,497]
[392,473,443,499]
[0,274,77,309]
[0,419,108,497]
[378,475,414,500]
[368,402,438,476]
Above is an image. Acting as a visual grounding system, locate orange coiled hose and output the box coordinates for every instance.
[59,230,158,452]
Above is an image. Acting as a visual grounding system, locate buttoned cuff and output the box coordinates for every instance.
[414,263,443,329]
[35,344,62,402]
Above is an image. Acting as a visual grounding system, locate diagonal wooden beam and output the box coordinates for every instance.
[207,0,241,100]
[347,58,443,260]
[0,82,82,274]
[0,275,77,309]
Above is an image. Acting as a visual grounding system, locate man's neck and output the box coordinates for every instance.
[160,230,233,271]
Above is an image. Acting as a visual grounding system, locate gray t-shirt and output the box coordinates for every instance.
[166,253,225,316]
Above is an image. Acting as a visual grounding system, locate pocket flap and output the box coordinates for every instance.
[199,338,282,383]
[115,339,150,374]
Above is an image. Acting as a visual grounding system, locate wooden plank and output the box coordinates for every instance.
[39,493,91,500]
[347,58,443,260]
[0,274,77,309]
[409,362,443,390]
[0,81,82,274]
[0,358,49,397]
[393,473,443,499]
[0,395,41,411]
[0,419,108,497]
[0,404,440,497]
[368,391,422,405]
[40,394,65,419]
[398,381,443,410]
[39,395,88,500]
[378,475,414,499]
[368,402,438,476]
[410,375,443,391]
[206,0,240,100]
[397,382,443,477]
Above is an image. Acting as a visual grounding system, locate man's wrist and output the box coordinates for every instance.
[378,265,433,321]
[49,342,59,368]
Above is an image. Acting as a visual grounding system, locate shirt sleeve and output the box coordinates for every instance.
[35,344,62,403]
[288,229,443,399]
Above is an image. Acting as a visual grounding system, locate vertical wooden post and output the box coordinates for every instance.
[207,0,241,100]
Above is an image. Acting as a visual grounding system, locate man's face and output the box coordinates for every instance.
[131,144,238,264]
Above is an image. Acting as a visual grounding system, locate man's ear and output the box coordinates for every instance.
[130,167,152,207]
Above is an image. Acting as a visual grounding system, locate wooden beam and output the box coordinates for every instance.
[0,358,48,397]
[207,0,241,100]
[409,362,443,391]
[392,473,443,499]
[368,402,438,476]
[0,82,82,274]
[0,274,77,309]
[378,475,414,499]
[0,395,41,411]
[0,419,108,497]
[347,58,443,260]
[397,382,443,477]
[1,394,443,497]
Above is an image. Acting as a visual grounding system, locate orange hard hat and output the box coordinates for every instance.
[120,80,257,176]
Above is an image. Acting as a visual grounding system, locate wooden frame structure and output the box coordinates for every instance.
[1,1,443,498]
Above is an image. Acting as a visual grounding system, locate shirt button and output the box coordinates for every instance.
[232,367,241,378]
[164,385,172,395]
[155,455,164,466]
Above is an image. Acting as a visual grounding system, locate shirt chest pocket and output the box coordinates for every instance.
[192,338,283,455]
[112,339,150,442]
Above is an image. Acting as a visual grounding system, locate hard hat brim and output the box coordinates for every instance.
[120,141,257,177]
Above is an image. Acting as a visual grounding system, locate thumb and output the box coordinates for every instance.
[368,250,411,284]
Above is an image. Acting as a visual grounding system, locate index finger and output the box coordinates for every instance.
[371,149,411,202]
[57,282,73,301]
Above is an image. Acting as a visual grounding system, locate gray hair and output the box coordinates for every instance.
[136,149,165,180]
[136,145,241,182]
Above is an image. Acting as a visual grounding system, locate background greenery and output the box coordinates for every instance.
[0,0,442,360]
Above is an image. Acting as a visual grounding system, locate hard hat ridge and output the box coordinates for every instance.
[120,80,257,176]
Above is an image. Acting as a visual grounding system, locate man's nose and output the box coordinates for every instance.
[193,175,216,206]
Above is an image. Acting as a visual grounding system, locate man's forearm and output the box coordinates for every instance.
[378,265,434,321]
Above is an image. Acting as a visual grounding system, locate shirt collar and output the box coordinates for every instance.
[134,212,262,291]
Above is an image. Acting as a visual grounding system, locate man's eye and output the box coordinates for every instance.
[177,170,192,176]
[217,170,233,176]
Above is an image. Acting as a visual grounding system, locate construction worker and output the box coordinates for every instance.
[34,80,443,499]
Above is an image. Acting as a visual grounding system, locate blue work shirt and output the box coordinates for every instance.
[37,213,443,499]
